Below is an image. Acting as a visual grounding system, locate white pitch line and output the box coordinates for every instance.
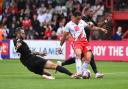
[104,72,128,75]
[0,72,128,77]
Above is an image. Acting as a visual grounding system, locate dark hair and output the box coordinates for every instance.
[15,27,25,35]
[72,11,81,17]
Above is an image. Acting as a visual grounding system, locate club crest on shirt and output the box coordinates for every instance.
[74,26,80,31]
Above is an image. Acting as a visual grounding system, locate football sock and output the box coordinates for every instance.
[62,57,75,66]
[56,65,73,76]
[75,58,82,74]
[82,62,88,71]
[90,53,98,74]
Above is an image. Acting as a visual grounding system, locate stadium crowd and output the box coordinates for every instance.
[0,0,113,40]
[114,0,128,11]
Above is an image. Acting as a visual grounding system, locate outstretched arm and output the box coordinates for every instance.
[60,32,69,46]
[31,51,47,57]
[87,22,107,33]
[92,26,107,33]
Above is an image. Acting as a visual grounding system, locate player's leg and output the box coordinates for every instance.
[56,57,75,74]
[82,51,104,78]
[90,51,98,74]
[61,57,76,66]
[89,50,104,78]
[42,69,55,79]
[61,46,76,66]
[61,50,101,75]
[74,48,82,75]
[59,52,95,69]
[43,69,52,76]
[82,51,92,71]
[44,60,73,77]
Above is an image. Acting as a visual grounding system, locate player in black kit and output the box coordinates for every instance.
[13,28,78,79]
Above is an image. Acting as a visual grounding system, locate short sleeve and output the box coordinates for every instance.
[64,23,70,32]
[13,39,22,50]
[83,20,88,28]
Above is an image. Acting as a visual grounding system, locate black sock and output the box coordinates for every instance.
[90,53,98,74]
[56,65,73,76]
[62,57,75,66]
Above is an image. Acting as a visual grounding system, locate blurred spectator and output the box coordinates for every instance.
[54,5,62,15]
[2,6,11,18]
[9,9,17,22]
[2,25,9,39]
[91,0,104,22]
[2,0,11,9]
[26,0,32,8]
[114,0,128,11]
[66,0,74,11]
[37,6,47,24]
[37,3,46,14]
[18,9,25,19]
[2,16,9,27]
[11,16,18,27]
[73,1,82,12]
[32,14,40,31]
[35,23,45,39]
[24,4,31,16]
[51,14,58,32]
[8,23,16,39]
[112,26,122,40]
[10,2,18,14]
[31,4,37,16]
[102,13,112,40]
[61,6,67,17]
[0,0,110,40]
[17,16,23,27]
[26,26,35,39]
[51,31,58,40]
[56,17,66,40]
[45,9,52,23]
[17,0,26,10]
[47,4,54,14]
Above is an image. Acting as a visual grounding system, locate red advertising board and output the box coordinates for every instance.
[90,41,128,61]
[66,41,128,62]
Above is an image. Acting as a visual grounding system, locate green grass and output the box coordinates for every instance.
[0,60,128,89]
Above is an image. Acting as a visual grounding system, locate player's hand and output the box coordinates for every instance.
[87,22,94,27]
[101,28,107,34]
[56,47,63,54]
[40,52,47,56]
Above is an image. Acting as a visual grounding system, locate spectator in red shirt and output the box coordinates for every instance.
[44,25,52,40]
[22,16,31,29]
[22,15,31,34]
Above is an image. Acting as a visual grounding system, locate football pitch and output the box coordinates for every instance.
[0,60,128,89]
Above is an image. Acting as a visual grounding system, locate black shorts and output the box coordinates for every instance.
[22,55,48,75]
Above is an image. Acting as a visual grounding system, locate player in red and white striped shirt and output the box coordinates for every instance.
[60,11,107,77]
